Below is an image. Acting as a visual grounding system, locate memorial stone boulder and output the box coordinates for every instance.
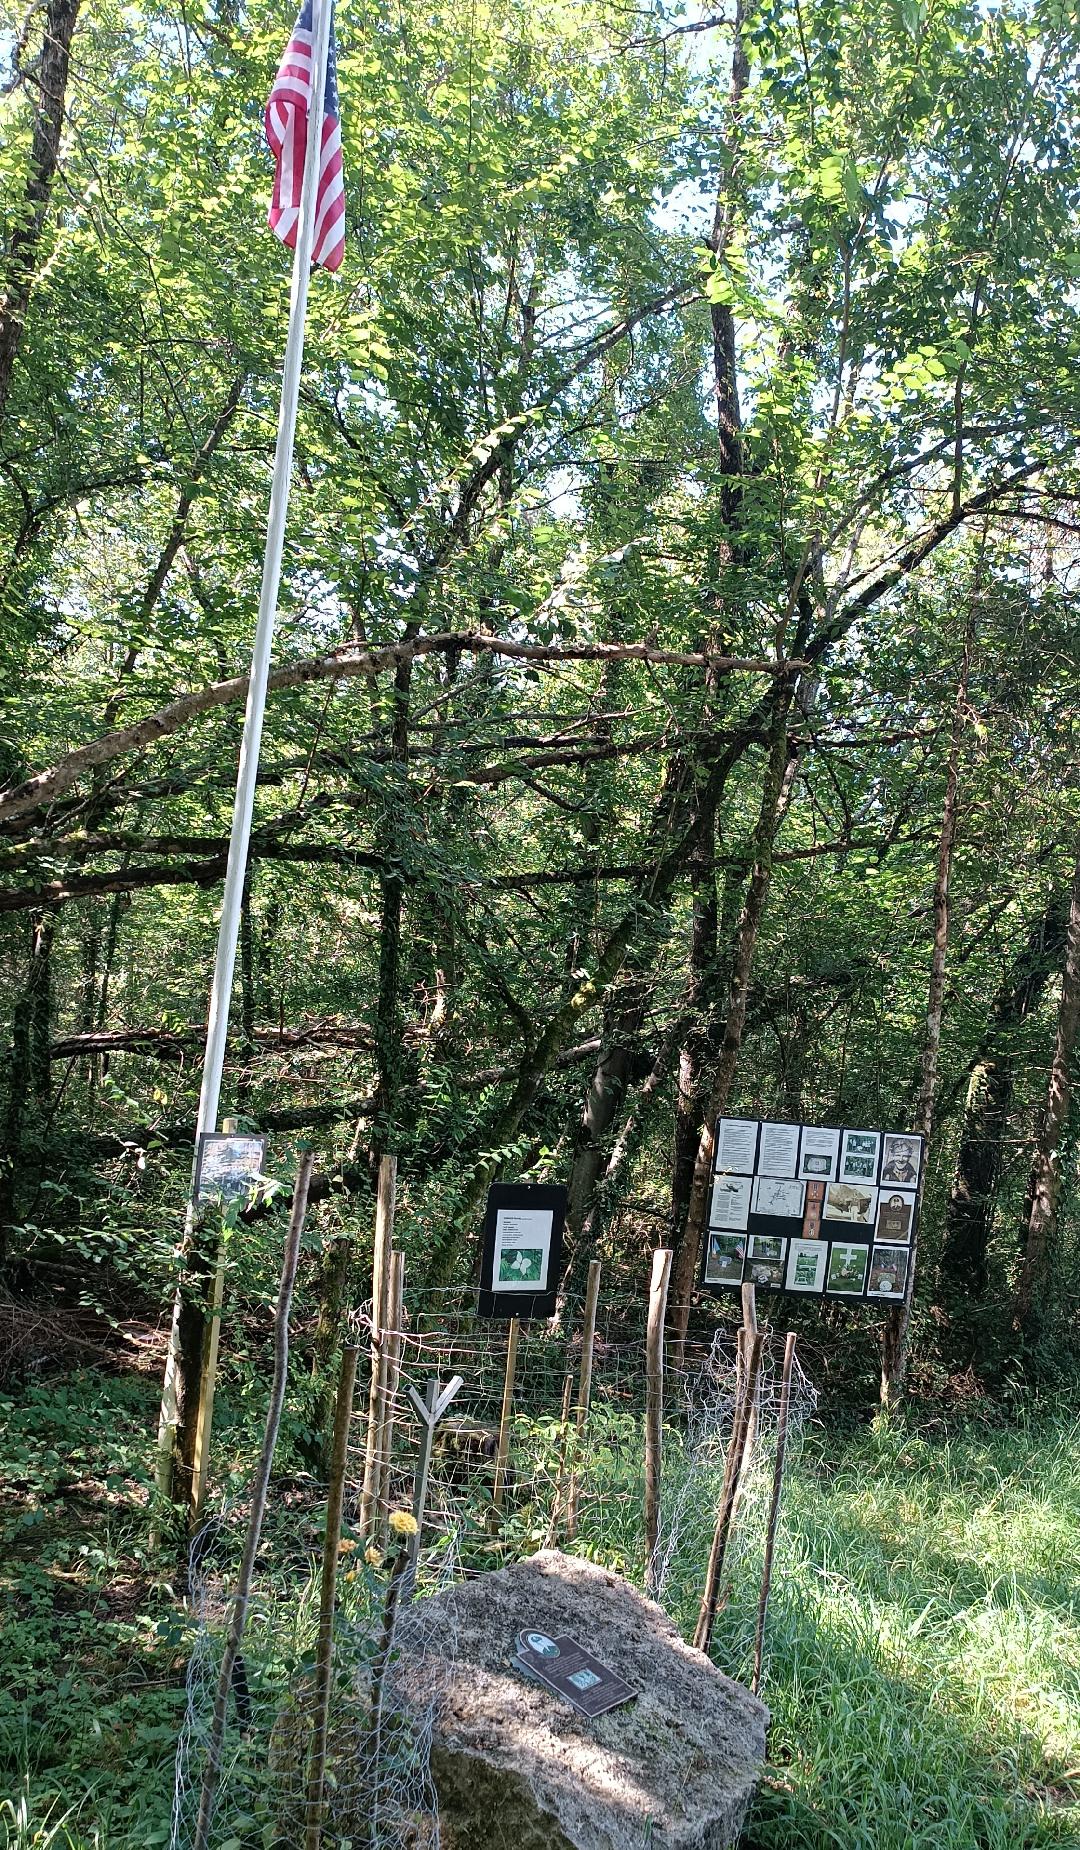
[397,1548,768,1850]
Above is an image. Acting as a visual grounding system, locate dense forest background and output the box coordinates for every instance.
[5,2,1080,1847]
[3,0,1080,1433]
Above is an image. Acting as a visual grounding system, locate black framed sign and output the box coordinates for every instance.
[700,1118,924,1305]
[194,1132,268,1206]
[478,1182,567,1319]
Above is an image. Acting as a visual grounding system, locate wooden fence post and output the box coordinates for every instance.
[733,1280,761,1517]
[193,1152,313,1850]
[188,1117,241,1521]
[304,1343,359,1850]
[375,1250,405,1547]
[644,1248,672,1595]
[694,1328,764,1655]
[566,1258,602,1542]
[492,1317,520,1512]
[359,1155,396,1538]
[752,1330,797,1694]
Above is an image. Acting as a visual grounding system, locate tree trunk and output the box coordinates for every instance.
[565,965,648,1241]
[938,887,1068,1298]
[564,1006,690,1295]
[0,0,83,425]
[0,909,55,1270]
[1012,854,1080,1339]
[370,648,413,1164]
[670,812,720,1248]
[670,719,798,1340]
[880,623,971,1409]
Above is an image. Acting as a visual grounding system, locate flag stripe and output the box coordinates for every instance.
[265,0,345,273]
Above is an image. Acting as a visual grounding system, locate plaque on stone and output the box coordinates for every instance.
[514,1629,637,1718]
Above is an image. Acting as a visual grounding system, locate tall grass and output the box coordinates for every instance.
[737,1412,1080,1848]
[4,1369,1080,1848]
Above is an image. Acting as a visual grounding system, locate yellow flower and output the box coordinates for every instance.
[338,1537,358,1554]
[344,1569,358,1582]
[388,1510,418,1538]
[365,1545,384,1567]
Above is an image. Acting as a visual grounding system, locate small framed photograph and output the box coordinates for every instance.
[826,1242,870,1295]
[880,1133,921,1188]
[785,1238,828,1293]
[745,1249,786,1289]
[749,1234,785,1261]
[823,1181,878,1228]
[703,1233,746,1285]
[839,1129,881,1182]
[751,1175,805,1218]
[798,1125,841,1181]
[194,1132,268,1205]
[875,1190,916,1244]
[867,1244,910,1298]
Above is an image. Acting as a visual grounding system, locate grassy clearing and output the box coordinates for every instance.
[739,1415,1080,1849]
[2,1367,1079,1849]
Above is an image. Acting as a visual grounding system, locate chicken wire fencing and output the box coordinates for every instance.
[170,1282,817,1850]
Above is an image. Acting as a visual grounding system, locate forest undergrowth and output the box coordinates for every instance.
[2,1352,1078,1850]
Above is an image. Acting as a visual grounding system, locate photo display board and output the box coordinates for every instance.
[194,1132,268,1205]
[478,1182,567,1319]
[701,1118,923,1303]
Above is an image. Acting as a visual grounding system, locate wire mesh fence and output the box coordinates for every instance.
[170,1277,817,1849]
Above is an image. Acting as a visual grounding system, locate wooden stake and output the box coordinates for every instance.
[375,1250,404,1548]
[188,1118,239,1520]
[193,1152,313,1850]
[733,1281,760,1515]
[694,1328,763,1655]
[492,1317,520,1512]
[359,1155,396,1538]
[644,1248,672,1595]
[566,1258,602,1542]
[752,1331,797,1695]
[304,1343,359,1850]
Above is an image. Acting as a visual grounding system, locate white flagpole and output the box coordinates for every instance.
[155,0,336,1513]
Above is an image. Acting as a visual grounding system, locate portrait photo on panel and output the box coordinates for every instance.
[880,1134,921,1186]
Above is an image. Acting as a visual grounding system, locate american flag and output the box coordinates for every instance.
[265,0,345,273]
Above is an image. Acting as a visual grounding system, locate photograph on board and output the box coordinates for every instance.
[704,1233,746,1284]
[839,1128,881,1182]
[823,1181,878,1226]
[785,1238,828,1293]
[746,1250,786,1288]
[867,1245,911,1298]
[195,1132,267,1205]
[876,1191,916,1243]
[492,1206,554,1292]
[498,1246,544,1284]
[751,1174,805,1218]
[708,1174,753,1232]
[880,1133,921,1186]
[714,1117,759,1175]
[826,1242,870,1294]
[749,1234,785,1260]
[757,1121,800,1178]
[798,1124,841,1180]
